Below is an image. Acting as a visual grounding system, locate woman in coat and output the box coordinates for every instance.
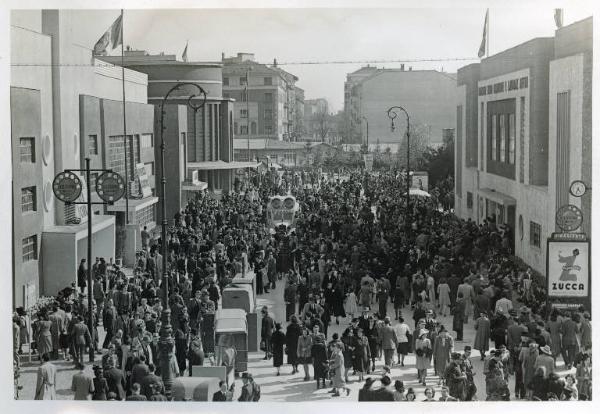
[35,312,53,360]
[285,316,302,374]
[297,327,313,381]
[485,359,510,401]
[329,343,351,397]
[344,289,358,320]
[341,328,355,382]
[271,323,286,376]
[34,353,56,400]
[432,325,454,381]
[437,278,451,317]
[353,328,371,382]
[311,334,328,389]
[367,319,381,373]
[415,330,432,385]
[474,312,491,360]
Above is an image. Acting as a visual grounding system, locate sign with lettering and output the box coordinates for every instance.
[547,238,590,300]
[136,163,152,198]
[96,171,126,203]
[555,204,583,232]
[52,172,82,203]
[410,171,429,191]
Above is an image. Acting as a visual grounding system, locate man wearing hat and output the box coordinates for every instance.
[261,306,274,360]
[238,372,260,401]
[534,344,555,376]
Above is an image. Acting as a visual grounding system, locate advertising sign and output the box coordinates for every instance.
[410,171,429,191]
[555,204,583,232]
[546,235,590,308]
[136,163,152,198]
[52,172,82,203]
[96,171,126,203]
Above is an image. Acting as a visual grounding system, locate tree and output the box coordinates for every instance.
[313,109,332,142]
[421,132,455,188]
[394,123,429,170]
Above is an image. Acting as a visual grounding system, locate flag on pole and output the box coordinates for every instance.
[93,14,123,55]
[554,9,563,28]
[478,9,489,58]
[182,41,189,62]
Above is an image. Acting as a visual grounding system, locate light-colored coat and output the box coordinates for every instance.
[35,362,57,400]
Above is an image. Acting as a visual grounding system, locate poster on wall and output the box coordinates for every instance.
[546,235,590,307]
[136,163,152,198]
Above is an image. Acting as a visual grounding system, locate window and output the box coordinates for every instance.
[223,77,229,86]
[519,77,528,89]
[491,115,497,161]
[466,192,473,209]
[21,186,36,212]
[530,221,541,248]
[519,97,525,182]
[88,135,98,155]
[478,86,487,96]
[240,125,248,135]
[140,134,153,148]
[240,109,248,118]
[22,235,37,262]
[264,77,272,86]
[264,92,273,102]
[264,109,273,120]
[144,162,154,176]
[240,76,247,85]
[499,114,506,162]
[265,125,273,135]
[493,82,504,93]
[486,85,492,95]
[508,79,519,91]
[136,205,155,227]
[508,114,515,164]
[20,137,35,163]
[223,92,230,99]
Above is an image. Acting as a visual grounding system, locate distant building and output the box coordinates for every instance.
[454,17,592,274]
[11,10,157,303]
[222,52,302,143]
[233,139,338,167]
[344,66,379,143]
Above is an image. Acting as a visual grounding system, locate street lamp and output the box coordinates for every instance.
[387,106,411,233]
[158,82,206,398]
[361,116,369,152]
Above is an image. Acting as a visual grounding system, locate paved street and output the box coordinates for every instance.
[17,274,575,402]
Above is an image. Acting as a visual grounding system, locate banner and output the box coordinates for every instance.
[363,154,374,171]
[547,239,589,298]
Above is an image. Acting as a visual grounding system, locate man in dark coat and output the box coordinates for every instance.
[370,376,395,401]
[102,299,117,349]
[212,381,228,401]
[453,293,466,341]
[103,358,126,400]
[261,306,274,360]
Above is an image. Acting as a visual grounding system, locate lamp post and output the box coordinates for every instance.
[158,82,206,398]
[361,116,369,151]
[387,106,411,233]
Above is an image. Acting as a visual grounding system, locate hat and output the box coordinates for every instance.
[451,352,462,360]
[540,345,552,355]
[241,372,253,379]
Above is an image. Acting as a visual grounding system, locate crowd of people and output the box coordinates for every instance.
[14,167,592,402]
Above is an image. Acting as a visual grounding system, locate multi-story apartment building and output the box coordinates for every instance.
[222,53,301,145]
[344,66,458,146]
[454,17,592,275]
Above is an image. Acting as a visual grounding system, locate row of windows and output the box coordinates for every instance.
[136,205,155,227]
[22,235,37,262]
[20,137,35,163]
[223,77,273,86]
[89,134,153,157]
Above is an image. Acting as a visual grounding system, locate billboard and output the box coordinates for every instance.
[546,234,590,308]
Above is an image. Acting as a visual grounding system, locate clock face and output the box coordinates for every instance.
[569,181,587,197]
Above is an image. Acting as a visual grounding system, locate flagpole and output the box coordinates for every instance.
[486,10,490,58]
[121,8,130,224]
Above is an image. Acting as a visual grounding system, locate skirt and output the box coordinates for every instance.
[397,342,410,355]
[298,356,312,365]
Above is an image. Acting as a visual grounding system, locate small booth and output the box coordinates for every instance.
[215,309,248,373]
[222,284,255,313]
[171,376,221,401]
[231,271,257,301]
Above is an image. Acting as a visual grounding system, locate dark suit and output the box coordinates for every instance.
[131,363,150,389]
[212,390,227,401]
[104,367,126,400]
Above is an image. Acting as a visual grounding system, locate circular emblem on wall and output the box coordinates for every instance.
[42,134,52,166]
[96,171,126,203]
[569,180,587,197]
[52,172,82,203]
[555,204,584,232]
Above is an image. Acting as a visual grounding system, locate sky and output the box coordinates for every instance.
[10,6,595,112]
